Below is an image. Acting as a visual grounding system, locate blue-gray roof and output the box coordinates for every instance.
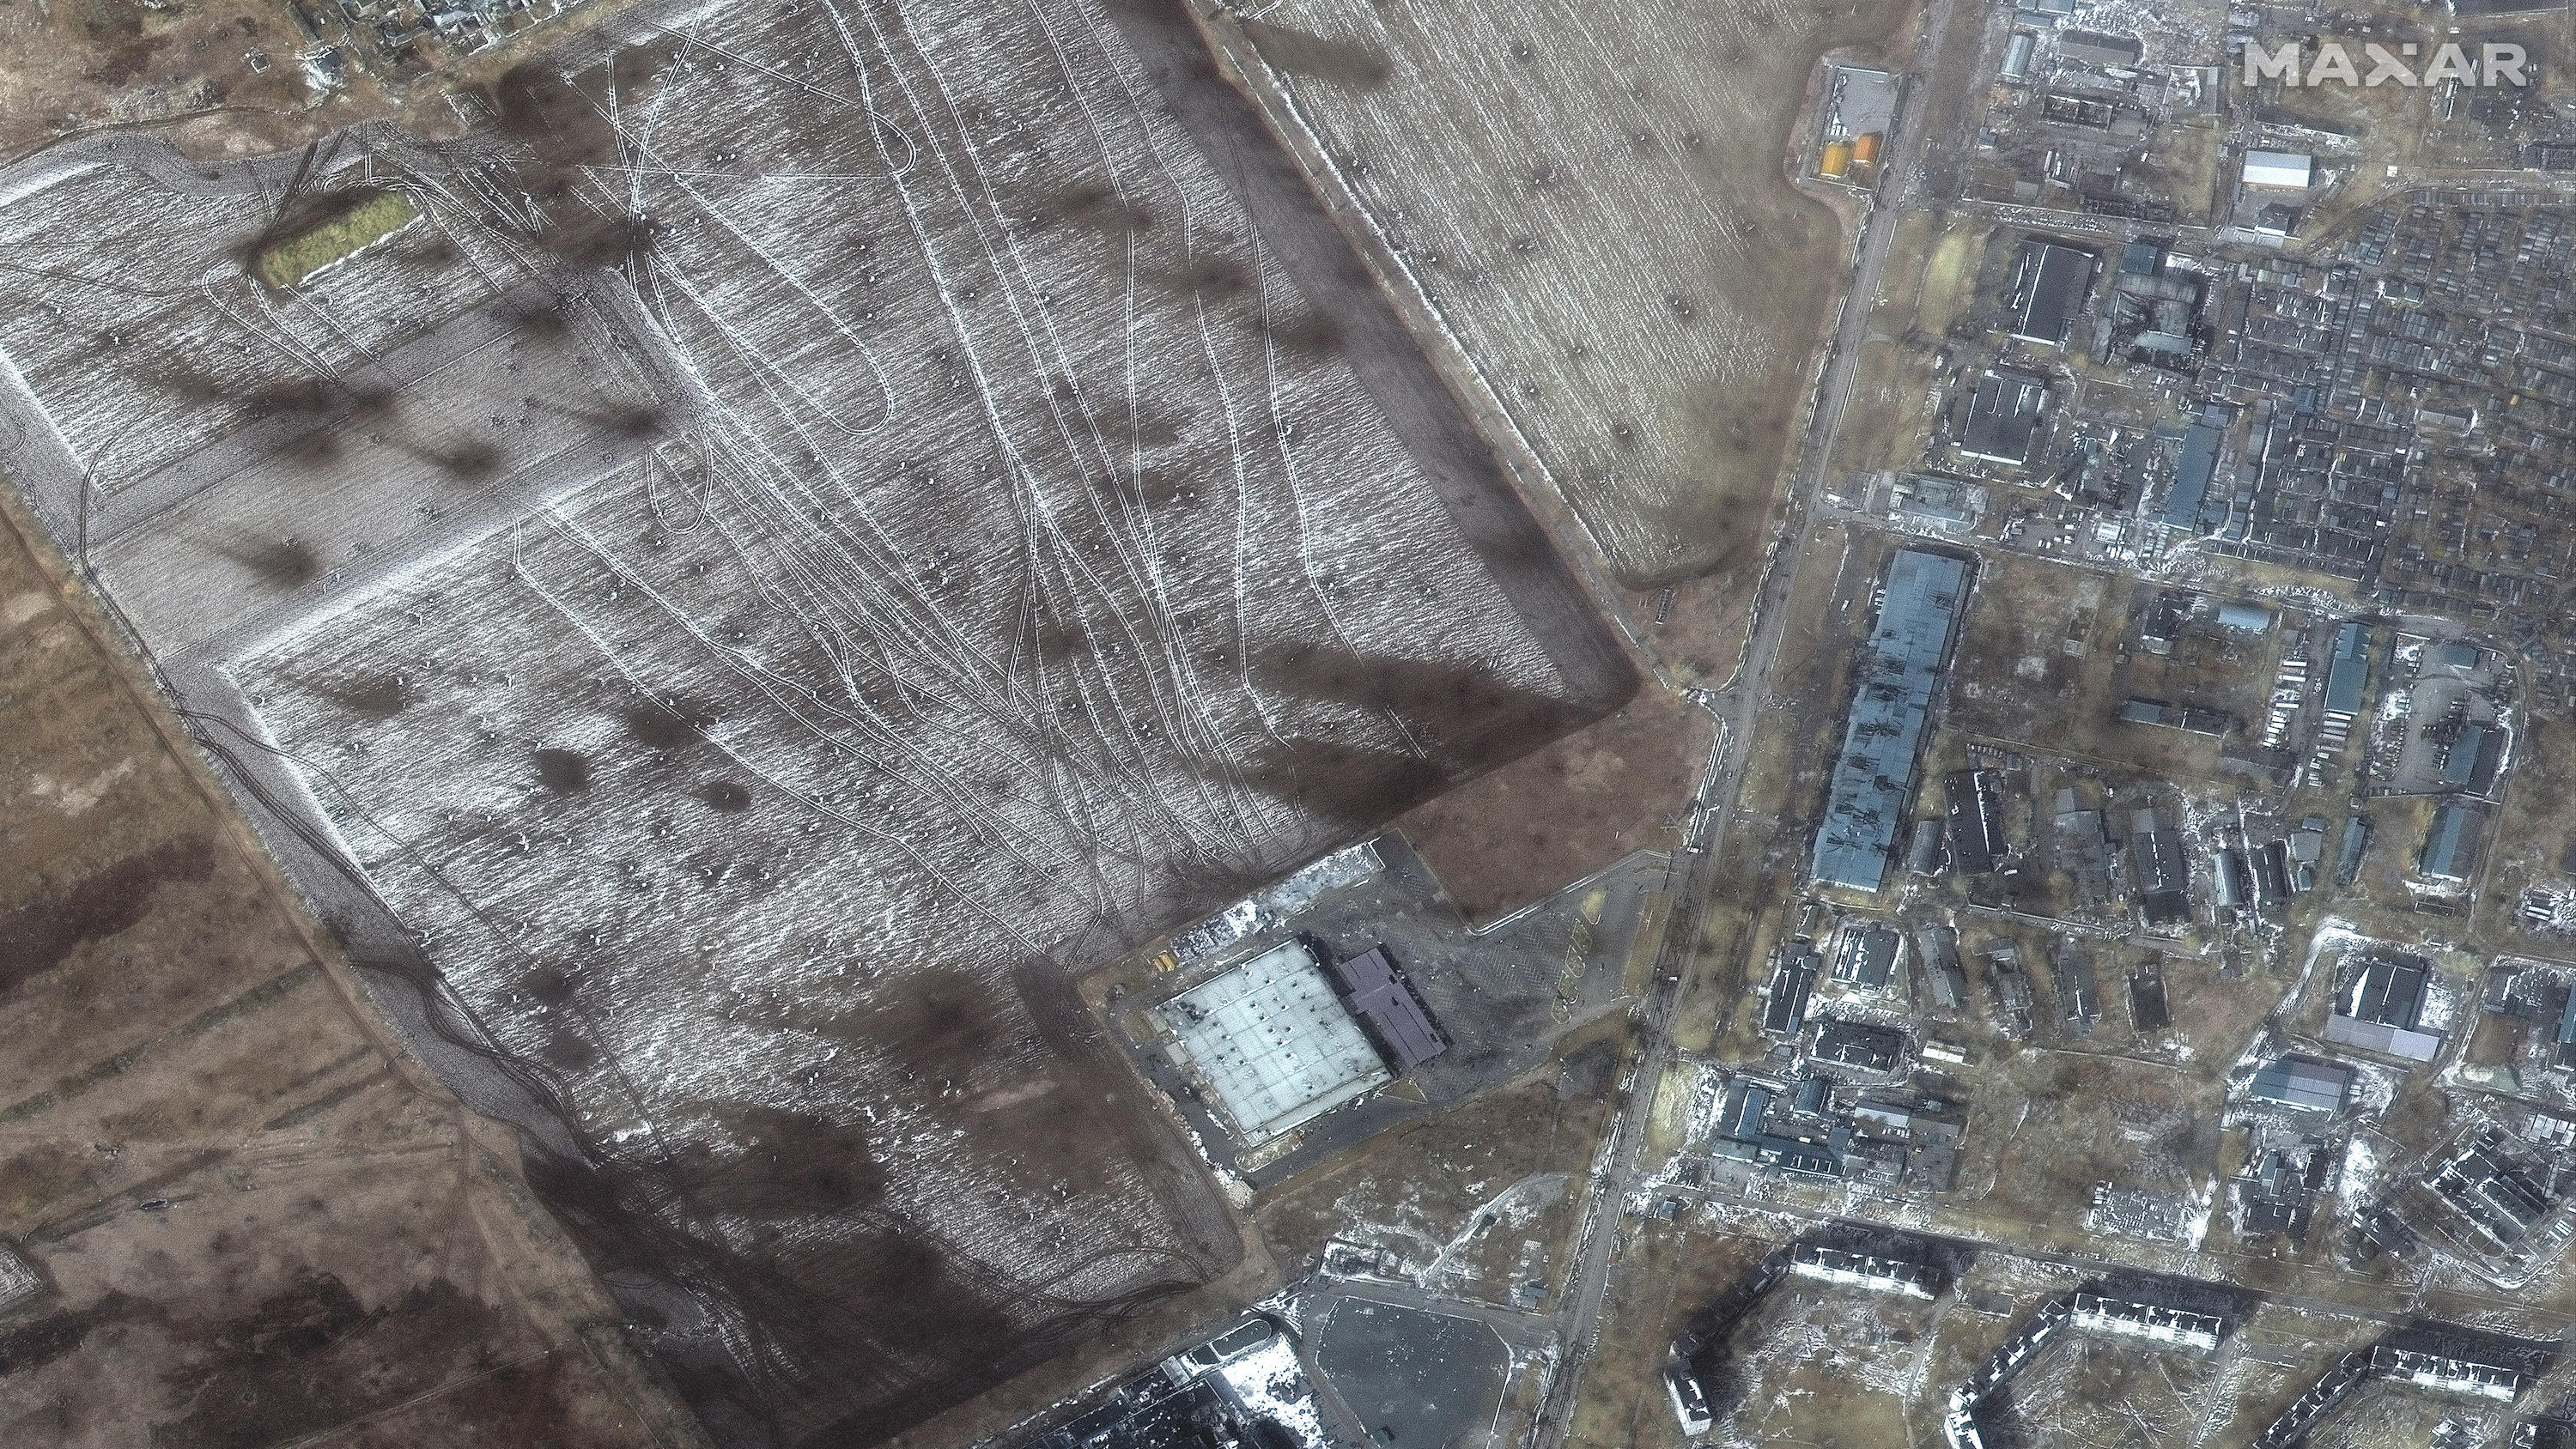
[2250,1056,2350,1113]
[2422,799,2487,882]
[2324,621,2371,715]
[2441,725,2489,789]
[1810,550,1971,892]
[2163,421,2222,529]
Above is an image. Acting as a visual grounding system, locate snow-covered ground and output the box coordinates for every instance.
[0,0,1628,1434]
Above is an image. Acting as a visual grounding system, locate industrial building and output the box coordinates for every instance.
[2128,807,2191,925]
[1945,769,2007,876]
[1326,945,1445,1070]
[2242,150,2314,190]
[1831,922,1903,991]
[2422,799,2489,884]
[1760,949,1819,1038]
[2441,723,2507,794]
[1917,925,1969,1011]
[1809,549,1973,893]
[1812,1019,1908,1074]
[2427,1131,2557,1250]
[1156,939,1391,1144]
[2324,955,2444,1062]
[2324,623,2374,718]
[2161,409,2227,530]
[2005,238,2099,347]
[1712,1077,1850,1180]
[2057,28,2143,69]
[2248,1056,2353,1114]
[1959,369,2051,466]
[2095,258,2206,369]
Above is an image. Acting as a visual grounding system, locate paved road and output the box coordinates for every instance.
[1524,2,1978,1445]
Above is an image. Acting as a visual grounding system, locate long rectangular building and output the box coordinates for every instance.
[1811,549,1973,893]
[1327,945,1445,1070]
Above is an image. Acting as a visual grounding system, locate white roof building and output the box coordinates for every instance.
[1156,940,1389,1143]
[2243,150,2313,190]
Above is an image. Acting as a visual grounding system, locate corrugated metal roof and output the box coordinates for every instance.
[1163,940,1389,1142]
[1809,550,1971,892]
[2007,240,2098,347]
[2248,1056,2351,1113]
[1328,945,1445,1070]
[2243,150,2313,189]
[2423,799,2488,881]
[2324,621,2371,715]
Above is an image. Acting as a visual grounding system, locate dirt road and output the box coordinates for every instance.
[1527,0,1980,1440]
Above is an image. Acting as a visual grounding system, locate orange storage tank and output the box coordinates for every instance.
[1851,132,1882,167]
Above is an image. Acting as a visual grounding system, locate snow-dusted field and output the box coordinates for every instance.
[0,0,1631,1440]
[1213,0,1906,582]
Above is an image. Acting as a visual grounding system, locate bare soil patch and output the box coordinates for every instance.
[0,486,695,1449]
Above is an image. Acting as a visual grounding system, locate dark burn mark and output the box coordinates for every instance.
[238,537,323,588]
[0,834,221,991]
[821,968,1003,1090]
[154,1272,519,1449]
[698,780,751,812]
[0,1297,137,1378]
[542,1028,598,1072]
[497,295,574,341]
[677,1105,886,1219]
[520,964,577,1008]
[1262,307,1343,358]
[1237,17,1393,89]
[320,672,407,719]
[625,697,717,749]
[533,396,670,441]
[1027,180,1155,236]
[1141,252,1250,300]
[532,749,591,792]
[380,433,505,482]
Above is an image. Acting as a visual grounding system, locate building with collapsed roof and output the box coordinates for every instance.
[1789,1244,1941,1298]
[2129,808,2191,925]
[2006,239,2099,348]
[1946,769,2007,876]
[2071,1294,2224,1351]
[1157,939,1392,1144]
[1832,923,1904,991]
[1917,925,1969,1011]
[1813,1020,1908,1074]
[1959,369,2051,467]
[1810,549,1973,894]
[1761,950,1819,1038]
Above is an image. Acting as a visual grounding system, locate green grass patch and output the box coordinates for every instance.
[253,190,421,290]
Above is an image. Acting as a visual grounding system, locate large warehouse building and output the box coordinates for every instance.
[1811,549,1974,894]
[1157,940,1391,1144]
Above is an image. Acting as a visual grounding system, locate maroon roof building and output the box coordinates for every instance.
[1327,946,1446,1071]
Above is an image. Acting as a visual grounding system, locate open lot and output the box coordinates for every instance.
[0,0,1641,1442]
[1206,0,1918,587]
[1252,1029,1622,1307]
[0,487,696,1448]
